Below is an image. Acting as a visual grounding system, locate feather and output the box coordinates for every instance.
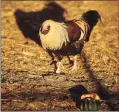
[64,21,81,42]
[40,20,69,50]
[74,19,90,41]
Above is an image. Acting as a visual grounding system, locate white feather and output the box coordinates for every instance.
[40,20,69,50]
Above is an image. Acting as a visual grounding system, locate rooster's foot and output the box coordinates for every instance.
[56,62,64,74]
[70,55,78,72]
[70,64,77,71]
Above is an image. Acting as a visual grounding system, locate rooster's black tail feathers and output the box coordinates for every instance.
[80,10,101,29]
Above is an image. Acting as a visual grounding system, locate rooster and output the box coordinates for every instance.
[39,10,101,73]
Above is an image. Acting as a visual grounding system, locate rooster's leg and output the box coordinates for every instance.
[71,55,78,71]
[67,55,73,66]
[56,55,63,74]
[47,50,56,65]
[56,61,64,74]
[50,56,56,65]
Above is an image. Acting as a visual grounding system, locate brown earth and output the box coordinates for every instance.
[1,1,119,111]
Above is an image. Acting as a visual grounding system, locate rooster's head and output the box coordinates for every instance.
[40,20,52,35]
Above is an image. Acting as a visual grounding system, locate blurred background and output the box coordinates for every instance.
[1,1,119,111]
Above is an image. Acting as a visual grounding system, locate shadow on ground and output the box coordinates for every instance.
[69,51,119,111]
[14,2,66,46]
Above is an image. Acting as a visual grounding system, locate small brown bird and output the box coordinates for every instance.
[39,10,101,73]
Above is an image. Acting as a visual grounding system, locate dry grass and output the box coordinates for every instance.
[1,1,119,111]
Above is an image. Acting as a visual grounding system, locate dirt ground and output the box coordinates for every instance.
[1,1,119,111]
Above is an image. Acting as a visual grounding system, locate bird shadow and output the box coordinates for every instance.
[14,2,66,46]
